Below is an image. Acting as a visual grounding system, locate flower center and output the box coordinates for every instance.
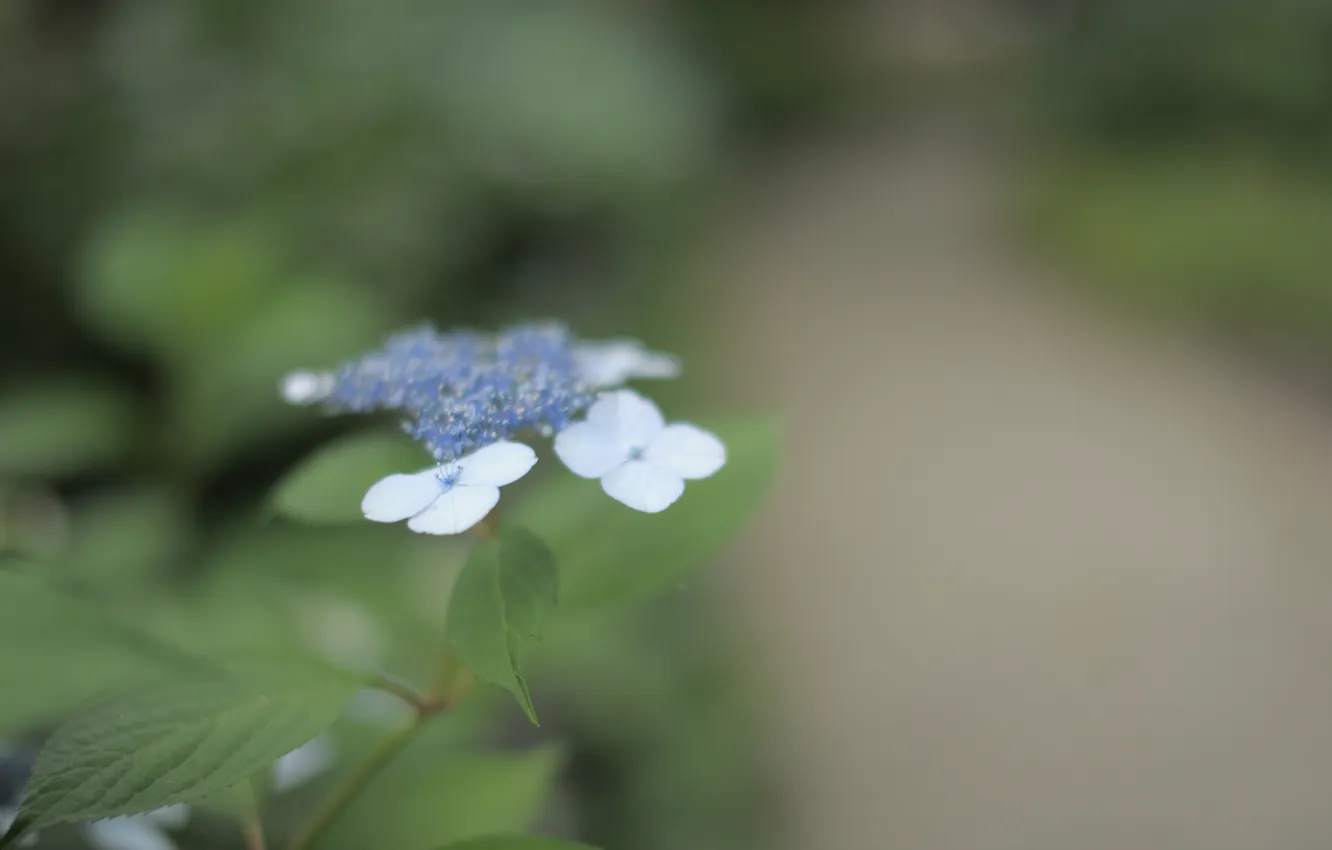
[436,462,462,489]
[627,445,645,461]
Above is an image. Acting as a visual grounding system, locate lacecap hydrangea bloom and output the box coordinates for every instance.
[281,322,725,535]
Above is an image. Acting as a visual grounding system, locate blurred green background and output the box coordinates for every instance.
[8,0,1332,849]
[0,1,837,849]
[1023,0,1332,364]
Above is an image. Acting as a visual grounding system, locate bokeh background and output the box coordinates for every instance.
[9,0,1332,848]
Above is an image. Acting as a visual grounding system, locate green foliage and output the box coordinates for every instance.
[272,432,433,524]
[79,211,284,361]
[1037,0,1332,147]
[58,485,189,587]
[172,276,396,467]
[433,1,711,193]
[1,662,364,843]
[447,527,559,724]
[324,747,566,850]
[516,415,779,612]
[1026,154,1332,348]
[0,570,191,732]
[437,837,598,850]
[531,577,775,850]
[0,379,137,477]
[0,0,806,843]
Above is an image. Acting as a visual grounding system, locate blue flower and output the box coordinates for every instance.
[283,322,652,462]
[281,322,717,528]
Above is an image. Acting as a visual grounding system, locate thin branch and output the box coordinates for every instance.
[242,815,268,850]
[370,674,440,715]
[283,717,424,850]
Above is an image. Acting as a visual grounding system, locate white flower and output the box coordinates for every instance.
[272,737,338,793]
[554,390,725,513]
[361,441,537,535]
[83,804,189,850]
[279,370,334,405]
[572,340,680,388]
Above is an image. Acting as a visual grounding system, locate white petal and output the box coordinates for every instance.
[280,370,333,405]
[586,390,666,454]
[573,340,681,388]
[142,805,190,830]
[361,469,442,522]
[83,817,177,850]
[454,441,537,487]
[273,737,338,792]
[554,421,626,479]
[406,485,499,535]
[601,460,685,513]
[645,424,726,480]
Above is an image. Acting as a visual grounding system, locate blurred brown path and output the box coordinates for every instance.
[709,117,1332,850]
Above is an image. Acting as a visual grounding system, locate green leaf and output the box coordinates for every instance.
[515,415,778,612]
[271,431,430,524]
[323,747,565,850]
[171,277,394,468]
[78,209,281,360]
[446,527,558,724]
[0,379,137,477]
[436,837,599,850]
[1,662,364,841]
[59,486,189,587]
[0,570,194,732]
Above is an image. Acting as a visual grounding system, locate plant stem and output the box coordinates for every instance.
[242,815,268,850]
[372,674,439,714]
[283,717,424,850]
[285,557,481,849]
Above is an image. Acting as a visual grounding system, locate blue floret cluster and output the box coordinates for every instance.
[319,322,595,462]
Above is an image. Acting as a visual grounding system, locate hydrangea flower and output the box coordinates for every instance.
[281,322,721,533]
[571,339,680,388]
[554,390,725,513]
[361,441,536,535]
[283,322,600,462]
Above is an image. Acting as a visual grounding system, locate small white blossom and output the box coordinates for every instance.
[572,339,680,388]
[272,737,338,793]
[554,390,725,513]
[83,804,189,850]
[280,370,335,405]
[361,440,537,535]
